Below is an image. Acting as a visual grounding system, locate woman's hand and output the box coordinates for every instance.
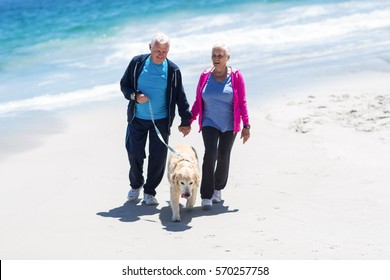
[240,127,250,144]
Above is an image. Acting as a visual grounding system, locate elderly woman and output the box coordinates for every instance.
[191,43,251,209]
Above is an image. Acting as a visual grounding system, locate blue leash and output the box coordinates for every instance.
[148,100,188,160]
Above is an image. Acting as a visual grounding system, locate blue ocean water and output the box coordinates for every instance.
[0,0,263,107]
[1,0,390,117]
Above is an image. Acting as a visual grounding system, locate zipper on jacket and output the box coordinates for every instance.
[133,62,139,90]
[168,70,175,131]
[129,61,139,124]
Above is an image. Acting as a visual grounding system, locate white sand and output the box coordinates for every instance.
[1,70,390,260]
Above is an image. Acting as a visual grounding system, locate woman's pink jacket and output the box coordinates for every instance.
[190,67,250,133]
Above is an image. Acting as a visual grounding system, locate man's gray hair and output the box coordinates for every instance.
[151,33,170,47]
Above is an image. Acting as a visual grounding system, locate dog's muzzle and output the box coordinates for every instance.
[181,193,191,199]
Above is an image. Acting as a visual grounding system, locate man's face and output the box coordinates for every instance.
[150,42,169,64]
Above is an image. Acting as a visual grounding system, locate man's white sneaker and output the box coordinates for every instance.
[212,190,222,203]
[201,199,212,210]
[127,187,141,201]
[143,194,159,205]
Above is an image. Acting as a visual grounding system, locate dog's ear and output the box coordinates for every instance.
[171,163,177,171]
[171,173,176,183]
[194,172,200,186]
[189,166,200,184]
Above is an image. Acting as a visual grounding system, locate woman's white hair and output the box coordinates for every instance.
[150,33,170,47]
[212,43,231,58]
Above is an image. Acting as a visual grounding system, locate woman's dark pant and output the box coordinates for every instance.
[125,118,169,196]
[200,126,236,199]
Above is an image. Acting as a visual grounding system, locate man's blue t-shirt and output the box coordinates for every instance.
[136,57,168,120]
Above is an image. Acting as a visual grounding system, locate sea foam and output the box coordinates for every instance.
[1,1,390,117]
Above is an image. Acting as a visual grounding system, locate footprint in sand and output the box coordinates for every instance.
[289,93,390,134]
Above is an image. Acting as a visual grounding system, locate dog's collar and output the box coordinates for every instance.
[178,157,190,163]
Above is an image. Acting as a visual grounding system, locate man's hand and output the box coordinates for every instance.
[178,126,191,137]
[136,93,149,104]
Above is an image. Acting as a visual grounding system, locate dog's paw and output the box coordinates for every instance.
[186,201,195,209]
[171,216,181,222]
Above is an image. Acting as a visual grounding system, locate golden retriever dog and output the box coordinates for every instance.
[167,144,200,222]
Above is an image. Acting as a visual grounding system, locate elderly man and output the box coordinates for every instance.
[120,33,192,205]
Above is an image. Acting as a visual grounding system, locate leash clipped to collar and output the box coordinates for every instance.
[148,100,190,162]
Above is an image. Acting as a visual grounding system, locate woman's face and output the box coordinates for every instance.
[150,42,169,64]
[211,47,229,69]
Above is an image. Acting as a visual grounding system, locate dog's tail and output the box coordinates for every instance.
[191,146,198,160]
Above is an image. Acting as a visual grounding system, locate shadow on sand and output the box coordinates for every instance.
[97,200,238,232]
[159,201,239,232]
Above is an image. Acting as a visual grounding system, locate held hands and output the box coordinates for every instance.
[240,127,250,144]
[178,126,191,137]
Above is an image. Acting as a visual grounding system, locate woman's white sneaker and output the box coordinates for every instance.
[212,190,222,203]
